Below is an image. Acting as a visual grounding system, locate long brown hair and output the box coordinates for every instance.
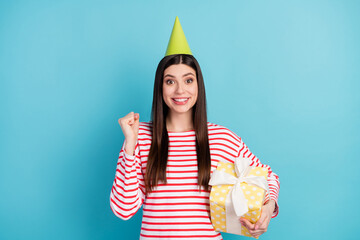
[145,54,211,193]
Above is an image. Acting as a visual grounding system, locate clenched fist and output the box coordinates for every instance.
[118,112,140,156]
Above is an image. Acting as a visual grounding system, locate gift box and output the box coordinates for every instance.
[209,157,268,238]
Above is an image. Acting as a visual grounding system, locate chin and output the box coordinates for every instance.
[172,109,191,114]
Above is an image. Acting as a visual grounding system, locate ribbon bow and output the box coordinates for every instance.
[209,156,268,234]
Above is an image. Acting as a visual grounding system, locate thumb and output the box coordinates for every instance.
[134,113,140,120]
[133,113,140,131]
[255,215,265,230]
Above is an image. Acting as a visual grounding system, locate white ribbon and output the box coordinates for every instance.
[209,157,268,234]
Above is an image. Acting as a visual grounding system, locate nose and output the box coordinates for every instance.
[175,82,185,94]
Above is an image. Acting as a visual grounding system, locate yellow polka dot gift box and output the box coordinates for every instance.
[208,157,268,238]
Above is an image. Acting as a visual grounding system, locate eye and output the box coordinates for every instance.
[165,79,174,85]
[186,78,193,84]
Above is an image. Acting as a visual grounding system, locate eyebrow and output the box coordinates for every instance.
[164,72,195,78]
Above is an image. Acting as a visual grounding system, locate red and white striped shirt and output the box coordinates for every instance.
[110,121,280,240]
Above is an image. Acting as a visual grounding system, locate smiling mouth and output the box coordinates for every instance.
[172,98,190,104]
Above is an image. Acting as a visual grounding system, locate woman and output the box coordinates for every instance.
[110,17,279,240]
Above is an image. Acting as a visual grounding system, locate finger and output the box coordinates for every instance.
[254,220,262,230]
[253,230,265,238]
[247,229,259,238]
[249,230,261,238]
[250,228,265,234]
[240,218,255,230]
[126,112,135,125]
[239,218,248,228]
[133,113,140,130]
[119,112,136,128]
[255,214,266,230]
[120,112,134,123]
[251,226,268,237]
[256,205,273,230]
[134,114,140,127]
[125,111,134,119]
[259,215,271,231]
[241,219,264,237]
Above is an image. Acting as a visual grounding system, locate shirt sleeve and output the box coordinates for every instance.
[110,139,146,220]
[237,138,280,218]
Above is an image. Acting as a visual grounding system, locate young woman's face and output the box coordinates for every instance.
[163,63,198,115]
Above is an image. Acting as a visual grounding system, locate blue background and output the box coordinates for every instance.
[1,0,359,239]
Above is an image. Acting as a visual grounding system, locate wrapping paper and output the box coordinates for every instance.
[209,157,268,238]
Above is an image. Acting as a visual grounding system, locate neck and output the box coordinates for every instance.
[166,111,194,132]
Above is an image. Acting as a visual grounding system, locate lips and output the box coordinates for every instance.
[172,98,189,105]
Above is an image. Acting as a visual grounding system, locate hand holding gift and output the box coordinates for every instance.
[208,156,269,238]
[240,199,276,238]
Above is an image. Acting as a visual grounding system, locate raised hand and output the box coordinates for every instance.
[118,112,140,156]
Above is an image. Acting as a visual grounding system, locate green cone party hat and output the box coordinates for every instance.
[165,16,192,56]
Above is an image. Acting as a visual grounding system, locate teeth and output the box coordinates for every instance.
[174,98,188,102]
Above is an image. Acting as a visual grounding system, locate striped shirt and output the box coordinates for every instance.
[110,121,280,240]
